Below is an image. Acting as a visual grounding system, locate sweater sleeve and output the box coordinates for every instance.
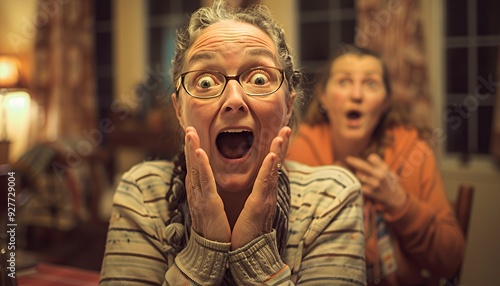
[99,164,172,285]
[99,162,233,286]
[168,229,231,285]
[284,164,366,285]
[294,183,366,285]
[383,148,465,278]
[228,230,291,285]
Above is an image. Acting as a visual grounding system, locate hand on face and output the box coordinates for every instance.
[231,125,290,249]
[346,153,407,214]
[184,125,291,246]
[185,126,231,242]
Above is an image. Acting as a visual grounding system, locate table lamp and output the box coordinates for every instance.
[0,55,31,165]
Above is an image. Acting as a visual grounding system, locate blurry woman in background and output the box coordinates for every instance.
[287,45,465,285]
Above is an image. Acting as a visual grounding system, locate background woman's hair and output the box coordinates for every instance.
[302,44,431,157]
[170,0,304,131]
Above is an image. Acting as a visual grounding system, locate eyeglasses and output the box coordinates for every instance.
[176,66,285,99]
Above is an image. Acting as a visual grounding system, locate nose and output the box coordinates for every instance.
[220,79,248,113]
[350,82,363,102]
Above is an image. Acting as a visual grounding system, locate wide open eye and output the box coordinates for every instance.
[338,78,351,87]
[183,71,224,97]
[249,72,270,86]
[196,75,217,89]
[241,67,282,96]
[365,79,381,90]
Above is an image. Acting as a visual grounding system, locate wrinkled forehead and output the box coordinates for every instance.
[185,20,280,68]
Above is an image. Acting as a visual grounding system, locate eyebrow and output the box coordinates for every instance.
[187,52,217,67]
[246,48,277,61]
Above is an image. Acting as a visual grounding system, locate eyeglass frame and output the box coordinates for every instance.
[175,66,286,99]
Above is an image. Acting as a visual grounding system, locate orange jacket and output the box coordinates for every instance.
[287,123,465,285]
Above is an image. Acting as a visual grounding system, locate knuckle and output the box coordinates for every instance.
[190,167,199,177]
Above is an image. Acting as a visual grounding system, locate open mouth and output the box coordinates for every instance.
[347,110,362,120]
[216,130,254,159]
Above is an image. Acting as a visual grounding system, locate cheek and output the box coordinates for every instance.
[265,108,287,131]
[367,97,387,120]
[324,90,347,112]
[183,101,215,127]
[255,97,289,127]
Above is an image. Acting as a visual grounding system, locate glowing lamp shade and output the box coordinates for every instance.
[0,55,31,163]
[0,56,21,88]
[1,91,31,162]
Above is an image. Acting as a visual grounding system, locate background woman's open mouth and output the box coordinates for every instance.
[216,130,254,159]
[347,110,361,120]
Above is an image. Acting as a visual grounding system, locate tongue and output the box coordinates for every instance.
[217,131,253,159]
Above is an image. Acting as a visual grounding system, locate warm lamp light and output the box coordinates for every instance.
[0,55,30,164]
[0,55,21,88]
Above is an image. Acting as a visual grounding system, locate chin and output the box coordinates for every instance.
[341,129,369,140]
[213,170,256,194]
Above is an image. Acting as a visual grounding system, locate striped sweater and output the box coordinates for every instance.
[99,160,366,285]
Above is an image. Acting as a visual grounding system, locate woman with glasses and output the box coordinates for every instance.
[287,45,464,285]
[99,1,366,285]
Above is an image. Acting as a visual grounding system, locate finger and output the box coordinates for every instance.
[366,153,385,166]
[195,148,217,199]
[185,127,202,197]
[345,156,374,174]
[269,130,285,158]
[269,126,291,168]
[253,152,280,200]
[246,151,279,237]
[366,153,389,179]
[360,184,374,197]
[356,172,380,189]
[359,174,382,202]
[278,126,292,163]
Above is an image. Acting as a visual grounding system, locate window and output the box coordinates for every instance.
[146,0,200,99]
[444,0,500,158]
[93,0,114,126]
[298,0,357,96]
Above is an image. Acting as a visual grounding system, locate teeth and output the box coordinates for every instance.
[223,129,250,133]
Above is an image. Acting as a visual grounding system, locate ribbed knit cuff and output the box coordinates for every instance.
[175,228,231,285]
[228,230,289,285]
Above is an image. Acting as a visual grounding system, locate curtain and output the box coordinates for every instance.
[356,0,431,130]
[17,0,101,231]
[31,0,96,142]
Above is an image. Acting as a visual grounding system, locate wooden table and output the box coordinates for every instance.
[17,263,100,285]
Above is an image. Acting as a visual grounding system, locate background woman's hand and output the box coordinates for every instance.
[184,127,231,242]
[346,153,407,214]
[231,126,291,249]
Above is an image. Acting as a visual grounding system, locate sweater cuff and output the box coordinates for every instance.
[383,195,434,236]
[228,230,289,285]
[175,228,231,285]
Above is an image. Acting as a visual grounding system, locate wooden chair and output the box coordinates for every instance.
[454,184,474,239]
[446,184,475,285]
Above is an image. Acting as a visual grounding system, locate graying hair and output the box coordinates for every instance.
[171,0,304,130]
